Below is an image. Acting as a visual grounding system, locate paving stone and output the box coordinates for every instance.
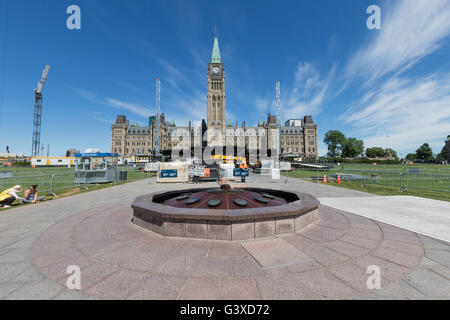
[177,278,220,300]
[182,239,212,257]
[285,260,322,274]
[0,283,25,299]
[242,238,313,268]
[328,263,387,292]
[4,280,64,300]
[219,279,260,300]
[299,244,349,266]
[324,240,369,258]
[85,270,149,300]
[418,235,450,251]
[231,255,264,278]
[0,248,29,263]
[402,268,450,297]
[382,231,422,246]
[371,247,422,268]
[294,269,357,299]
[378,239,424,257]
[355,255,411,282]
[152,254,200,277]
[256,273,313,299]
[425,249,450,267]
[334,233,380,250]
[9,266,46,283]
[54,288,95,300]
[0,262,33,282]
[375,280,426,299]
[192,256,232,278]
[127,275,185,300]
[209,241,247,257]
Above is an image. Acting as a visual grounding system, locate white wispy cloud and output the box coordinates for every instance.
[346,0,450,82]
[337,0,450,154]
[342,74,450,153]
[283,62,336,120]
[104,98,152,118]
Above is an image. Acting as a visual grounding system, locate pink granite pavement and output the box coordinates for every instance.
[29,202,436,299]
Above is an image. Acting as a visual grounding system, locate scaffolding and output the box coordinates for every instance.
[276,80,281,159]
[155,78,161,157]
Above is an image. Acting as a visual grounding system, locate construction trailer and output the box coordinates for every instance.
[31,157,75,167]
[74,153,118,184]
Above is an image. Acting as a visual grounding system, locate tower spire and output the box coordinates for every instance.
[211,35,221,64]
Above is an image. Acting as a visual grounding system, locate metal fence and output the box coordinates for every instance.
[336,169,450,193]
[0,166,152,198]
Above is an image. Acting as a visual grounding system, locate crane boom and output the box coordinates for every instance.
[36,65,50,94]
[32,65,50,157]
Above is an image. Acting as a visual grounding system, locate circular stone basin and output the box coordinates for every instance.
[131,185,320,241]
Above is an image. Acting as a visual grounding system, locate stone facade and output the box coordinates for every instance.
[111,36,318,159]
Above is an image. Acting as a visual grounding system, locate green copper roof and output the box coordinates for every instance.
[211,36,221,63]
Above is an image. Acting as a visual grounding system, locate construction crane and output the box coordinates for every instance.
[276,80,281,159]
[32,65,50,157]
[155,78,161,157]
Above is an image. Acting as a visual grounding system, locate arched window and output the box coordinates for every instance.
[212,96,216,102]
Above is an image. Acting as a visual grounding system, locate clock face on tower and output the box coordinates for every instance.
[212,66,220,74]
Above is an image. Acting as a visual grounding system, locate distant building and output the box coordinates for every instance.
[66,149,80,157]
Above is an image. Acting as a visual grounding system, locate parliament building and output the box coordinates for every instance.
[111,36,318,161]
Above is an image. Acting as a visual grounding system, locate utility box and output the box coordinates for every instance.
[74,153,118,185]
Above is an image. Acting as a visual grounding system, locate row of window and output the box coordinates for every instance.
[211,82,222,90]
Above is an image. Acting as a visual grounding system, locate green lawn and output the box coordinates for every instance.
[283,164,450,202]
[0,166,154,211]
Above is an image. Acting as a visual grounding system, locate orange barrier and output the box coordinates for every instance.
[323,175,327,184]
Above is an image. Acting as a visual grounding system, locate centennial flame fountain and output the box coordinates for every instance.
[131,184,320,241]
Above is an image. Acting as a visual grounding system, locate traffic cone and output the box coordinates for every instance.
[323,174,327,184]
[337,173,341,184]
[221,177,226,185]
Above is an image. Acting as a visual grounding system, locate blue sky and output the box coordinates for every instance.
[1,0,450,157]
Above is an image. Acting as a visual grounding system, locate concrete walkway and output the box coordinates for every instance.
[319,196,450,243]
[0,177,449,299]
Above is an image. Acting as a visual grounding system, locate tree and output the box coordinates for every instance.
[366,147,386,158]
[436,146,447,162]
[416,143,434,161]
[405,153,416,161]
[342,137,365,158]
[323,130,346,157]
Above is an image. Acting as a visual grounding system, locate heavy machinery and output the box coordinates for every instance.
[31,65,50,157]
